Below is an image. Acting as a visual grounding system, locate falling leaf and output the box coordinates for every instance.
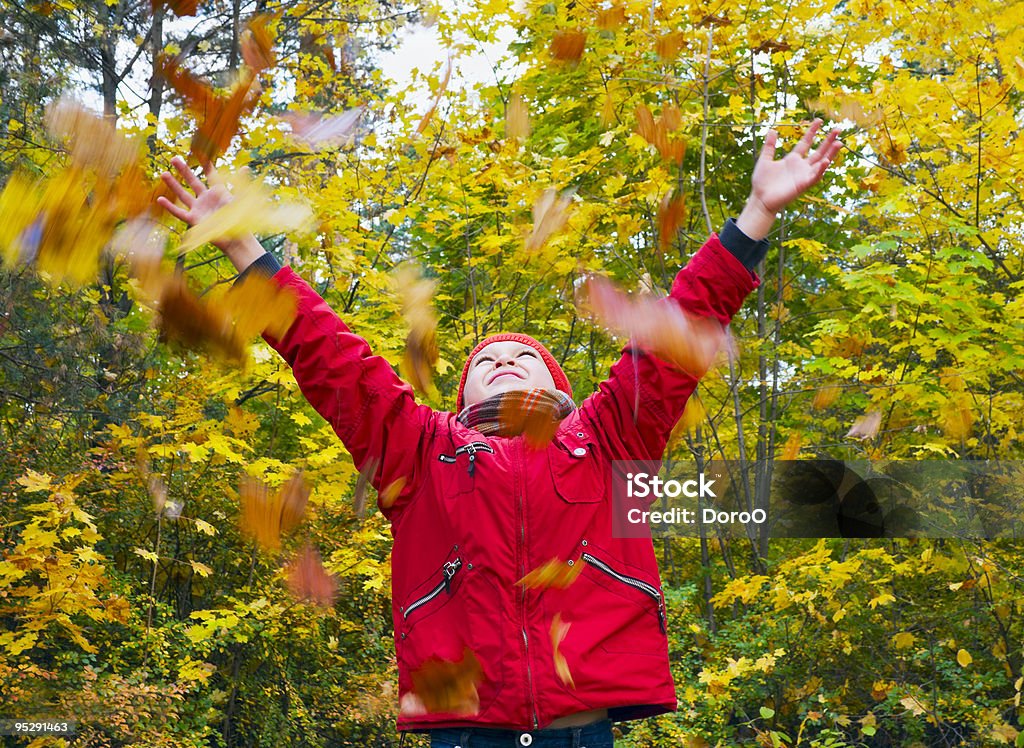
[657,190,686,252]
[811,385,840,410]
[633,104,686,164]
[550,613,575,688]
[409,647,482,715]
[506,91,530,142]
[148,475,169,515]
[781,433,802,460]
[940,395,972,440]
[44,97,141,177]
[517,558,583,589]
[416,57,453,135]
[679,394,706,432]
[155,274,245,362]
[526,188,574,252]
[238,472,309,551]
[240,13,278,73]
[177,169,313,253]
[285,544,337,606]
[550,30,586,62]
[596,5,626,30]
[845,411,882,440]
[159,55,261,163]
[656,31,686,60]
[151,0,201,17]
[497,390,563,449]
[394,264,439,396]
[223,271,299,341]
[353,457,379,518]
[281,107,365,150]
[900,695,927,716]
[278,470,309,534]
[380,477,407,509]
[956,648,972,667]
[578,275,728,376]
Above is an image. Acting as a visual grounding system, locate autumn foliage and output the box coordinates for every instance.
[2,0,1024,745]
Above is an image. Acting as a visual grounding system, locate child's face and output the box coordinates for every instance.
[461,340,558,408]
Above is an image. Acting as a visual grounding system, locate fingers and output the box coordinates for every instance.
[792,118,822,157]
[156,195,191,223]
[808,128,841,165]
[171,155,207,196]
[159,169,195,207]
[759,129,778,162]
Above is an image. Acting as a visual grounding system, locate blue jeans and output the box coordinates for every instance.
[428,719,614,748]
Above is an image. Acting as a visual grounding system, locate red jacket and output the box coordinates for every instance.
[263,235,758,731]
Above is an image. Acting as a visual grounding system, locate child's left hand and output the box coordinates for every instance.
[736,118,843,240]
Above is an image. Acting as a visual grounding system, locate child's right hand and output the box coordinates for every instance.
[156,156,265,272]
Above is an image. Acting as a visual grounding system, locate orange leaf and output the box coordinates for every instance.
[550,613,575,688]
[238,472,309,550]
[156,274,245,361]
[550,30,586,62]
[781,433,802,460]
[408,647,483,715]
[517,558,583,589]
[380,477,407,509]
[656,31,686,60]
[222,272,299,341]
[278,470,309,534]
[596,5,626,30]
[240,13,278,73]
[285,544,337,607]
[579,276,728,376]
[657,190,686,252]
[151,0,200,16]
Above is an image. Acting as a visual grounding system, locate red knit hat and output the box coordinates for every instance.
[456,333,572,411]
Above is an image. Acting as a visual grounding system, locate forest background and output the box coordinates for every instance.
[1,0,1024,745]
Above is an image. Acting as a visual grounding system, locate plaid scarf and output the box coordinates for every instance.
[457,388,575,443]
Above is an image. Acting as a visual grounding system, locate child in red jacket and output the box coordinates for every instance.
[159,121,840,748]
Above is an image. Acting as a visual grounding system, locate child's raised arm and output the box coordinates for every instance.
[157,158,437,522]
[577,120,841,462]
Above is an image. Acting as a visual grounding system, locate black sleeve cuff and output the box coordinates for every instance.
[234,252,282,285]
[719,218,770,271]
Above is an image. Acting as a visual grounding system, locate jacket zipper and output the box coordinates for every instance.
[517,442,540,729]
[403,558,462,619]
[582,552,666,634]
[437,442,494,477]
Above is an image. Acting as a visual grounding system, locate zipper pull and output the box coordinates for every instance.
[442,559,461,593]
[464,443,478,477]
[658,596,666,634]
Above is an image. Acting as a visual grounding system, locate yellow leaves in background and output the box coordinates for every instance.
[806,95,884,129]
[956,648,973,667]
[285,544,337,607]
[394,264,440,396]
[416,57,453,135]
[655,31,686,61]
[550,30,586,63]
[517,558,582,589]
[578,275,727,376]
[526,188,574,252]
[892,632,916,650]
[634,104,686,164]
[238,470,309,551]
[550,613,575,688]
[403,647,483,716]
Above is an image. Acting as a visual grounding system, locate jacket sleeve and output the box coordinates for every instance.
[261,266,438,522]
[577,233,760,462]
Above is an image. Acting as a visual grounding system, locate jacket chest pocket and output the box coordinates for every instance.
[547,430,606,504]
[436,441,493,497]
